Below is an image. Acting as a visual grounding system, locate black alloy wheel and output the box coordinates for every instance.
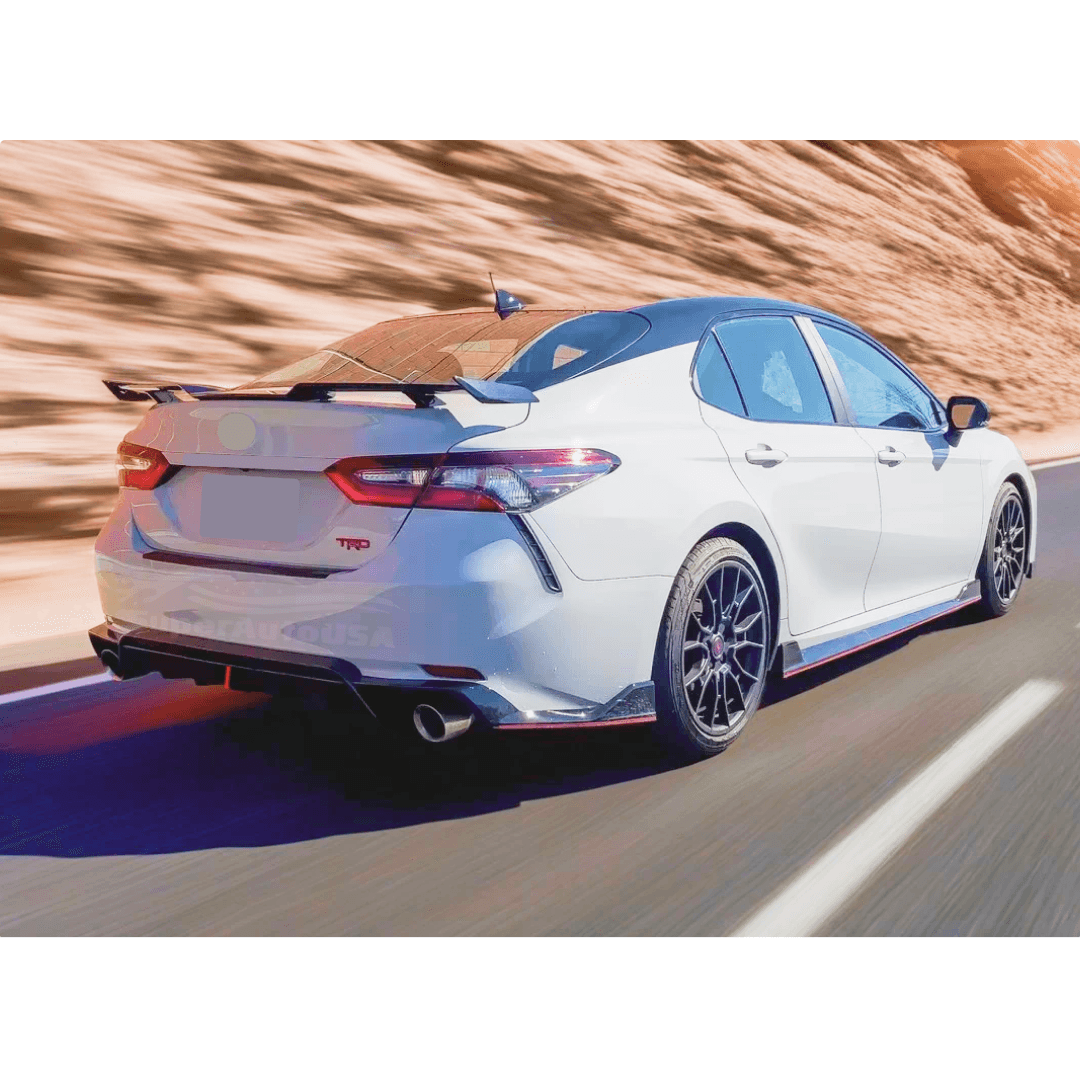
[977,481,1027,618]
[654,537,771,758]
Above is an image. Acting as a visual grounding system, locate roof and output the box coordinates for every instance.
[625,295,851,350]
[379,296,854,353]
[377,294,864,368]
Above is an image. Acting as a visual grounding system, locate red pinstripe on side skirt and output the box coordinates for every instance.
[497,713,657,731]
[783,596,981,678]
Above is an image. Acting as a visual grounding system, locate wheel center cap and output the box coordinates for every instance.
[711,637,725,661]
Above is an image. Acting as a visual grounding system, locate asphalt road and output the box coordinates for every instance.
[2,463,1078,936]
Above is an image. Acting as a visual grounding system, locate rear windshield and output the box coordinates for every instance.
[234,309,649,392]
[499,311,649,390]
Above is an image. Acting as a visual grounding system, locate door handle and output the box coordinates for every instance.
[877,446,906,466]
[745,445,788,467]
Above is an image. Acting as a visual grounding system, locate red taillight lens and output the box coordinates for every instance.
[115,441,176,490]
[325,449,619,512]
[423,450,618,512]
[325,457,433,508]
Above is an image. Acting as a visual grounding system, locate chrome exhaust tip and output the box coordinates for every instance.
[413,703,474,744]
[99,649,123,680]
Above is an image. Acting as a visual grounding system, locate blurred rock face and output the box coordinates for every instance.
[2,140,1080,541]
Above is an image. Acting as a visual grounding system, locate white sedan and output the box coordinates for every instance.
[90,293,1035,758]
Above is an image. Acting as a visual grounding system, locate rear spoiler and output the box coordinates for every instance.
[103,380,226,404]
[103,375,537,408]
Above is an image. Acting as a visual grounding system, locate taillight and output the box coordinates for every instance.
[115,441,177,490]
[326,449,619,512]
[325,457,434,508]
[423,450,618,511]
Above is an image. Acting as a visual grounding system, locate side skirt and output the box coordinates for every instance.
[780,580,982,678]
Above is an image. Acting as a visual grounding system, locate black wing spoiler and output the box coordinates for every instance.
[103,376,537,408]
[103,380,227,404]
[287,377,537,405]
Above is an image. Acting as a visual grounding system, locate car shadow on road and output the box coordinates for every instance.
[0,690,678,859]
[0,604,988,860]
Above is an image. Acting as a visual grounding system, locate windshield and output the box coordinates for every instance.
[233,309,650,392]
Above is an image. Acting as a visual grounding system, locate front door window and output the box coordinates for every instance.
[815,324,942,430]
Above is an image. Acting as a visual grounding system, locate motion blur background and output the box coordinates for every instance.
[4,140,1080,643]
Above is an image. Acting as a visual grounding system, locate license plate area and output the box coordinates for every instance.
[200,473,301,542]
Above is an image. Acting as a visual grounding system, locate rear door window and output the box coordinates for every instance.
[715,317,835,424]
[693,330,746,415]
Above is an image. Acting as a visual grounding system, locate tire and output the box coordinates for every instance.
[653,537,772,759]
[975,481,1028,618]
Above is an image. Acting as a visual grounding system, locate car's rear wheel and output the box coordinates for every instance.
[976,481,1027,618]
[653,537,771,759]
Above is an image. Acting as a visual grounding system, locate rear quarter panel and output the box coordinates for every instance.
[455,344,789,598]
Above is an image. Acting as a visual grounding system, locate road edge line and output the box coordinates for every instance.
[1029,455,1080,472]
[0,671,113,710]
[730,678,1064,937]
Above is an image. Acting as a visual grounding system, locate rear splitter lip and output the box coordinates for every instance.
[87,624,655,730]
[498,714,656,731]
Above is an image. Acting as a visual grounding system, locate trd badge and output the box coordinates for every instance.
[336,537,371,551]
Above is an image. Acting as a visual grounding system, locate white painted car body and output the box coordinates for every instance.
[91,296,1036,729]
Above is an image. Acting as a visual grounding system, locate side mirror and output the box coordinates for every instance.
[947,395,990,432]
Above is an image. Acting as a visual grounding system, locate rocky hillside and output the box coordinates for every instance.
[3,140,1080,542]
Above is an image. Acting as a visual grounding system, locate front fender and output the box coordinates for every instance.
[978,430,1038,571]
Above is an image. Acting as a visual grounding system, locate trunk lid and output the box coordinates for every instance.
[125,394,530,570]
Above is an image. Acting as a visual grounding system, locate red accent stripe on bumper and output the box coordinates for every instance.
[497,713,656,732]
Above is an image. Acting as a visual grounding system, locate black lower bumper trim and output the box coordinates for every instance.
[87,624,511,723]
[493,680,656,728]
[90,623,359,689]
[141,549,347,579]
[87,624,655,730]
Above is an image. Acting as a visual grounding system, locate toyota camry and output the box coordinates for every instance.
[89,291,1035,757]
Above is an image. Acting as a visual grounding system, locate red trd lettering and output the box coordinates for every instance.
[336,537,371,551]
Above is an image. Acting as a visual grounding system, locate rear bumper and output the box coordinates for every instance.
[88,623,656,730]
[94,498,672,716]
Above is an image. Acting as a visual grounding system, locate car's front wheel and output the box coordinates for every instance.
[653,537,772,759]
[976,481,1028,618]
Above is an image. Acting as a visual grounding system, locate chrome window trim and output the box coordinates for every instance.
[794,315,857,426]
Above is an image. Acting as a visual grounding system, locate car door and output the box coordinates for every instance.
[695,315,881,637]
[808,320,984,611]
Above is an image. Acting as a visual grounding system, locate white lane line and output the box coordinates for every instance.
[0,672,112,709]
[732,679,1063,937]
[1030,455,1080,472]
